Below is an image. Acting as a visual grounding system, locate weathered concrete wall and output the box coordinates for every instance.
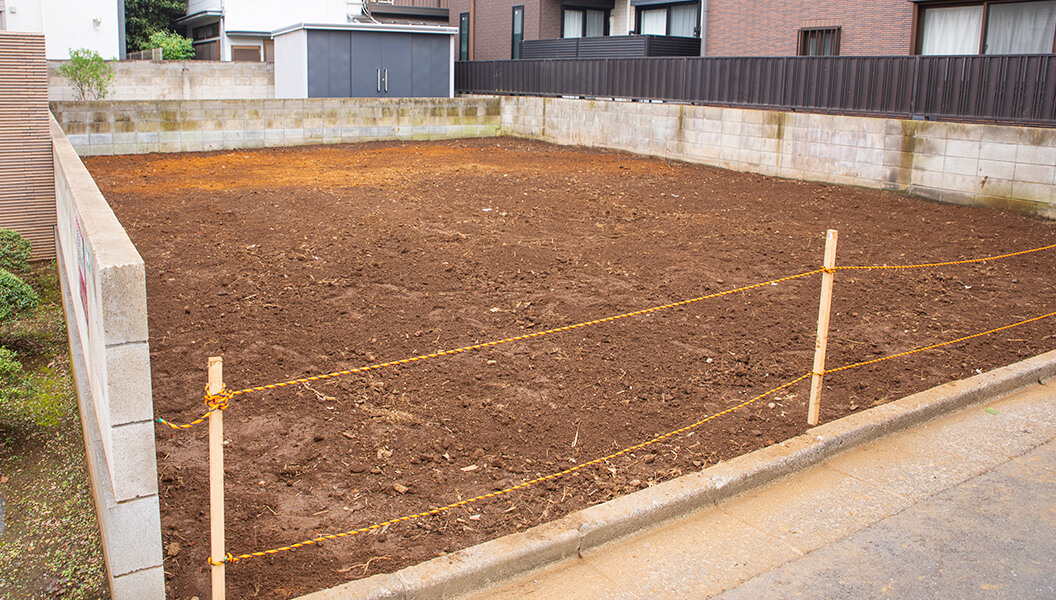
[500,97,1056,218]
[48,59,275,102]
[49,95,1055,217]
[51,114,164,600]
[50,97,503,155]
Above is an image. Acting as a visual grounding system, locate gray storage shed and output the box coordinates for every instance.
[273,22,457,99]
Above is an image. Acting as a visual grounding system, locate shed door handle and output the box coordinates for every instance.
[384,69,389,93]
[377,68,381,92]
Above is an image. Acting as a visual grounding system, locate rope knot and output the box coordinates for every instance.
[209,553,237,565]
[204,384,233,411]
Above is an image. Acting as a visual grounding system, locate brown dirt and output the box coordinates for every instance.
[84,138,1056,600]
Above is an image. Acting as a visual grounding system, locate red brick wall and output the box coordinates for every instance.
[450,0,563,61]
[704,0,915,56]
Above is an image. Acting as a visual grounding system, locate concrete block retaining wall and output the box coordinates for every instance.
[500,96,1056,218]
[48,60,275,102]
[50,96,503,155]
[49,96,1055,218]
[51,114,164,600]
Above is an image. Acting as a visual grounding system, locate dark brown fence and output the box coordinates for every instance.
[522,35,700,60]
[455,54,1056,127]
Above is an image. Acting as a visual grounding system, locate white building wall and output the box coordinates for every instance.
[274,28,307,99]
[223,0,349,33]
[186,0,221,13]
[4,0,120,59]
[195,0,351,61]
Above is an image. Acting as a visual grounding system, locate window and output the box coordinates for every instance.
[986,1,1056,53]
[232,46,262,62]
[921,5,984,54]
[193,22,221,41]
[194,40,220,61]
[635,2,700,38]
[918,0,1056,55]
[512,5,524,58]
[459,12,470,60]
[0,1,6,31]
[799,27,841,56]
[563,8,608,38]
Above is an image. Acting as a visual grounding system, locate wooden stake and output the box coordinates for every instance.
[208,356,225,600]
[808,230,838,426]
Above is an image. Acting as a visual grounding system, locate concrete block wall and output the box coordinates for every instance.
[500,96,1056,218]
[48,60,275,102]
[50,97,503,156]
[51,115,164,600]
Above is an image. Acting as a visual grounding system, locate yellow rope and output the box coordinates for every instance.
[165,241,1056,430]
[213,373,811,564]
[835,243,1056,271]
[159,269,822,429]
[211,308,1055,566]
[157,385,233,430]
[824,311,1056,376]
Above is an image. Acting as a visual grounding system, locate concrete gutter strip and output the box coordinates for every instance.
[297,349,1056,600]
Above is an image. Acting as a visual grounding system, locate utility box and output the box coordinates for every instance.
[273,22,457,99]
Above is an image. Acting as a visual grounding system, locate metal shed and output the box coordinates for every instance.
[273,22,457,99]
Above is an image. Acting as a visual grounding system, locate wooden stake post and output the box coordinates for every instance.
[208,356,225,600]
[808,230,838,426]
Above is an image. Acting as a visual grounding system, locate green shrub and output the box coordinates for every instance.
[0,269,39,324]
[57,49,115,100]
[146,31,194,60]
[0,346,32,408]
[0,229,32,274]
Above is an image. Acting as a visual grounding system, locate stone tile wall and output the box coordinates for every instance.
[500,96,1056,218]
[51,96,502,156]
[51,115,163,600]
[48,60,275,102]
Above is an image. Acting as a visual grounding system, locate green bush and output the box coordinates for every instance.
[0,229,32,274]
[0,345,29,394]
[57,49,114,100]
[146,31,194,60]
[0,269,39,324]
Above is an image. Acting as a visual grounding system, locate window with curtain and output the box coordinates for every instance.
[564,7,609,38]
[636,2,700,37]
[922,5,984,54]
[986,0,1056,53]
[669,4,699,37]
[564,9,585,38]
[641,9,667,35]
[919,1,1056,55]
[585,9,606,37]
[512,5,524,58]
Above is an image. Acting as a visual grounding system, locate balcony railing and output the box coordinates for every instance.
[522,35,701,59]
[367,0,449,11]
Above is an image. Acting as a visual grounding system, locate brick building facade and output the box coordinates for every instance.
[704,0,915,56]
[449,0,562,61]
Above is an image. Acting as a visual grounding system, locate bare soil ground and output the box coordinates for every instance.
[85,138,1056,600]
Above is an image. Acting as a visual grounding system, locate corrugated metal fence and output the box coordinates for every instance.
[456,54,1056,127]
[0,32,55,258]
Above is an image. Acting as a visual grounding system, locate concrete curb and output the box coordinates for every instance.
[297,349,1056,600]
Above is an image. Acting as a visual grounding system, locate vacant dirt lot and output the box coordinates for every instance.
[85,138,1055,600]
